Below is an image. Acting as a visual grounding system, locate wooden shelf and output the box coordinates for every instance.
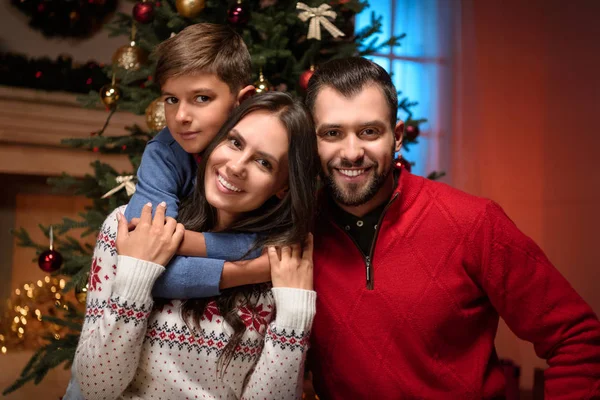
[0,86,145,177]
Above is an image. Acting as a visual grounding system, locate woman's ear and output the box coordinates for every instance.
[275,186,289,200]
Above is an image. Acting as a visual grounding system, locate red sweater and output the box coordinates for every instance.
[310,170,600,399]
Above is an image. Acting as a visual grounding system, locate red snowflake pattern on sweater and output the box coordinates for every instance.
[239,303,271,333]
[87,257,102,292]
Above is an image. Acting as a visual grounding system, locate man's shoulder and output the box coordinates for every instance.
[410,173,491,223]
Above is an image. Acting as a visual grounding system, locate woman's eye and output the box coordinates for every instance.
[323,130,339,137]
[229,138,241,148]
[195,95,210,103]
[164,97,178,105]
[257,159,272,169]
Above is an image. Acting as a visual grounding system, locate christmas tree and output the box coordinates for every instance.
[2,0,431,394]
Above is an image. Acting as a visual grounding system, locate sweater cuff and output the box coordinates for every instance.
[271,287,316,331]
[114,255,165,303]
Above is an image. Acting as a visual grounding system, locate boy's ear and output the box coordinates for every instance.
[394,120,404,153]
[236,85,256,105]
[275,185,289,200]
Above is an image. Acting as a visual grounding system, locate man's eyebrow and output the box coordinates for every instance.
[358,120,387,128]
[317,123,343,130]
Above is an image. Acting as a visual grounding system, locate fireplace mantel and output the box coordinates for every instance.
[0,86,145,177]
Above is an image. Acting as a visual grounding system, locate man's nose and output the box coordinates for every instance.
[340,135,365,162]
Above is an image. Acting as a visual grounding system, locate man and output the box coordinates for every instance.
[305,57,600,399]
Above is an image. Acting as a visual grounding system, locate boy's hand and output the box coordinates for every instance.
[268,234,313,290]
[116,202,184,266]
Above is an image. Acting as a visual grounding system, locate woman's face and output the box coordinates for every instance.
[204,110,290,226]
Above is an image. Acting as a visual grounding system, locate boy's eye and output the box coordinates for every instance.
[164,96,178,105]
[195,95,210,103]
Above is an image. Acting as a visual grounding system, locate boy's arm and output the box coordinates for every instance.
[152,253,270,298]
[124,140,185,221]
[179,230,262,260]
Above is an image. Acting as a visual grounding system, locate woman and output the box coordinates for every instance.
[74,92,319,399]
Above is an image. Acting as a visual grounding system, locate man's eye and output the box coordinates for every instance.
[195,95,210,103]
[164,97,178,105]
[362,128,378,136]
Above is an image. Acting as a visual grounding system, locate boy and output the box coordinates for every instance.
[64,23,270,399]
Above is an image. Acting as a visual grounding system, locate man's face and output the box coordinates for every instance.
[313,85,402,207]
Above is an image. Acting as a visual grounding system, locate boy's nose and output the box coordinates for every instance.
[175,103,192,124]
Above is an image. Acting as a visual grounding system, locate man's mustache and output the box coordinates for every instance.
[328,159,376,169]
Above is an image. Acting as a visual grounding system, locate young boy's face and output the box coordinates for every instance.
[162,73,248,154]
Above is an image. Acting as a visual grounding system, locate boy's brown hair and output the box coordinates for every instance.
[153,23,252,93]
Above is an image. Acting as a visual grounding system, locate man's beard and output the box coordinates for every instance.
[322,158,392,207]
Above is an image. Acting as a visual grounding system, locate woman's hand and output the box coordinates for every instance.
[268,233,313,290]
[116,202,184,266]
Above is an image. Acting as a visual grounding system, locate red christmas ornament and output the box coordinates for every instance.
[299,65,316,91]
[38,249,63,273]
[133,1,155,24]
[395,156,412,172]
[38,226,63,273]
[405,124,420,141]
[227,1,250,26]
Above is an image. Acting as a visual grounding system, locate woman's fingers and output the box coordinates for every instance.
[139,202,153,227]
[128,218,140,231]
[280,245,292,263]
[116,212,129,245]
[172,223,185,247]
[164,216,177,235]
[152,201,166,229]
[301,233,314,266]
[290,243,301,262]
[267,246,280,267]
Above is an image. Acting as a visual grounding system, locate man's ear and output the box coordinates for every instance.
[394,120,405,152]
[236,85,255,105]
[275,186,289,200]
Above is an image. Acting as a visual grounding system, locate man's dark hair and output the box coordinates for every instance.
[305,57,398,129]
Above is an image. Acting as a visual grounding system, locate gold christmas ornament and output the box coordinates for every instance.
[176,0,205,18]
[99,83,122,108]
[253,70,272,94]
[75,284,88,304]
[145,98,167,131]
[112,43,147,71]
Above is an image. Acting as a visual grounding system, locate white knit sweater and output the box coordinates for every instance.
[74,208,316,400]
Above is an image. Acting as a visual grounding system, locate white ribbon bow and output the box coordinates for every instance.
[101,175,136,199]
[296,2,346,41]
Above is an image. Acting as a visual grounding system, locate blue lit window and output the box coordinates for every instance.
[356,0,453,176]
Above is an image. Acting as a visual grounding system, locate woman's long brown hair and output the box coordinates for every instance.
[176,92,319,375]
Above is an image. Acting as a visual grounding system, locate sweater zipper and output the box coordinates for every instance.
[365,193,399,290]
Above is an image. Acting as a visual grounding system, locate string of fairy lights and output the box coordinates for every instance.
[0,276,74,354]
